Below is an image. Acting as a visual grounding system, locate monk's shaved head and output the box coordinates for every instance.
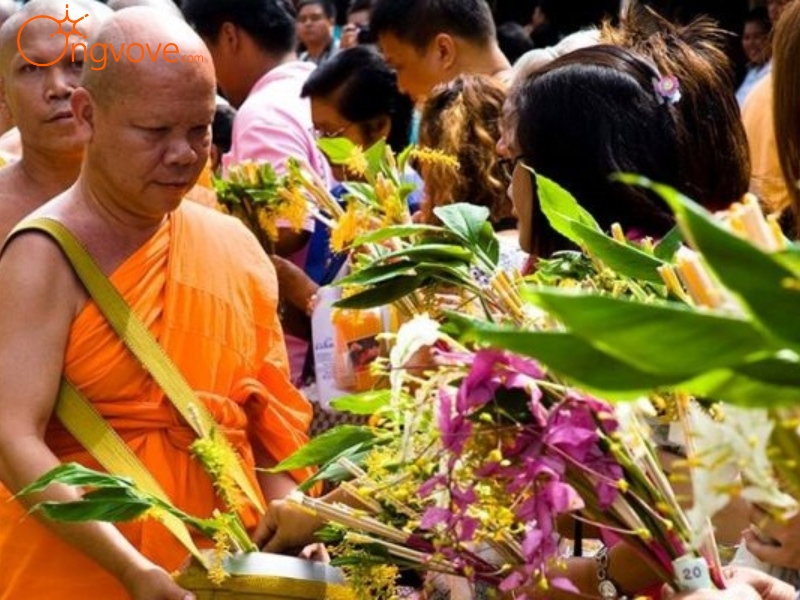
[0,0,16,27]
[81,7,214,109]
[0,0,111,75]
[107,0,183,18]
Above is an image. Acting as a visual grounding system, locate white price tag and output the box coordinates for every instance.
[673,555,713,591]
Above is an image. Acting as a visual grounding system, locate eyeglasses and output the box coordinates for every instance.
[312,122,357,140]
[498,155,524,180]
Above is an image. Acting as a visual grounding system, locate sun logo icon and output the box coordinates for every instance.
[17,4,90,68]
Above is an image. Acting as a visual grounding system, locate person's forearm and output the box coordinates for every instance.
[252,438,298,501]
[269,254,319,315]
[0,435,155,590]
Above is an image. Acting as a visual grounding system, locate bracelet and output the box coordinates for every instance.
[596,546,629,600]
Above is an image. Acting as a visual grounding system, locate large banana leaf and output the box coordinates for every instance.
[536,172,666,282]
[525,288,774,377]
[621,175,800,350]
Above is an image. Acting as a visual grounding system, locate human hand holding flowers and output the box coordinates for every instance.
[663,567,797,600]
[255,497,324,553]
[744,507,800,570]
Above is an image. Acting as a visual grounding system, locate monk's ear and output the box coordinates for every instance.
[70,87,95,142]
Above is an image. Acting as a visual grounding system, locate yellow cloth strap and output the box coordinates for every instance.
[55,380,209,567]
[12,217,266,509]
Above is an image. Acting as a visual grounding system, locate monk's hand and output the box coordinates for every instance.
[121,562,194,600]
[744,505,800,570]
[253,498,323,554]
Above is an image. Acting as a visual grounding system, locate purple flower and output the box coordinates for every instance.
[451,485,477,511]
[421,507,453,530]
[455,350,546,420]
[457,516,479,542]
[418,474,447,498]
[653,75,681,105]
[438,387,472,454]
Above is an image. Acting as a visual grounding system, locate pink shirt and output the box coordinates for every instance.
[224,61,330,186]
[224,61,331,384]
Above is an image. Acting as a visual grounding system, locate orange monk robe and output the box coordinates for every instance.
[186,160,221,209]
[0,202,313,600]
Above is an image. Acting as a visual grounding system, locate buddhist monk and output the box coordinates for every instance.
[0,7,312,600]
[0,0,112,239]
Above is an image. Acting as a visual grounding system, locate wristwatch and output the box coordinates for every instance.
[595,546,629,600]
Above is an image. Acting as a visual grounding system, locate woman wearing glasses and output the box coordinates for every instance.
[301,45,414,170]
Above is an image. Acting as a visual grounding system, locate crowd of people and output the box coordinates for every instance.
[0,0,799,598]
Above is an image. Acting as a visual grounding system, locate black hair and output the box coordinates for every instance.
[181,0,297,55]
[212,103,236,155]
[347,0,371,15]
[539,0,620,36]
[370,0,496,50]
[744,7,771,32]
[301,45,413,152]
[496,21,534,65]
[512,45,679,258]
[298,0,336,20]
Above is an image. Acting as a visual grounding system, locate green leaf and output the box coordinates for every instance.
[363,139,388,179]
[433,204,500,266]
[772,247,800,276]
[654,227,683,261]
[317,138,357,165]
[526,288,772,377]
[470,327,682,397]
[17,463,135,498]
[621,175,800,349]
[333,275,425,309]
[460,314,800,407]
[414,262,473,281]
[481,223,501,265]
[535,171,600,245]
[34,489,152,523]
[271,426,377,472]
[433,203,489,243]
[735,355,800,387]
[685,368,800,409]
[331,390,392,415]
[397,145,414,173]
[353,224,443,247]
[298,448,374,492]
[337,261,420,287]
[571,222,665,283]
[379,243,473,264]
[341,182,377,206]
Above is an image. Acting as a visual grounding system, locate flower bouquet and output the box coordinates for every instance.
[213,160,310,253]
[270,310,721,598]
[266,174,741,597]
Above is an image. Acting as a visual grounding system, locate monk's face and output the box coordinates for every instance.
[75,61,215,216]
[2,16,87,153]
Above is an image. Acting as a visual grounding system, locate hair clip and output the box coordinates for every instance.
[653,75,681,105]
